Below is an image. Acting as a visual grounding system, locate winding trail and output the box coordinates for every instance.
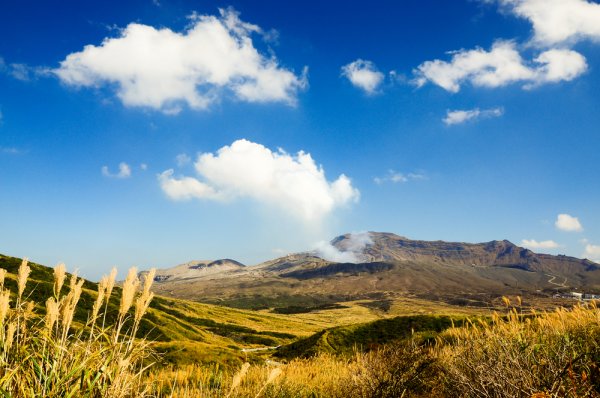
[546,273,568,288]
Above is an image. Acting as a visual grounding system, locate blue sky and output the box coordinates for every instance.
[1,0,599,279]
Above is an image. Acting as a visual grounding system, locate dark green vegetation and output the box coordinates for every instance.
[152,301,295,343]
[276,314,470,359]
[271,303,348,314]
[204,293,350,311]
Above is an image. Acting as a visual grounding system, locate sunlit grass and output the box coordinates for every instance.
[148,298,600,397]
[0,259,155,397]
[2,256,600,397]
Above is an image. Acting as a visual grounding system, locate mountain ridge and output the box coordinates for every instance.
[150,232,600,308]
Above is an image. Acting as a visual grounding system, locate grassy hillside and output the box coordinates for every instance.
[4,253,599,397]
[275,314,471,359]
[1,253,488,368]
[0,254,304,366]
[148,304,600,397]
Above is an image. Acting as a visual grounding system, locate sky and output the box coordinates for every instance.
[1,0,600,280]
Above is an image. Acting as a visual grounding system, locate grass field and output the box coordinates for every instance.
[0,254,497,366]
[2,253,598,397]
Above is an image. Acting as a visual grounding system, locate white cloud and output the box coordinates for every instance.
[525,49,588,87]
[140,163,148,170]
[498,0,600,46]
[175,153,191,167]
[414,41,587,92]
[158,169,222,200]
[584,244,600,263]
[521,239,560,250]
[10,64,35,81]
[54,8,307,113]
[158,139,359,223]
[314,232,373,263]
[341,59,385,94]
[555,213,583,232]
[0,59,49,81]
[443,107,504,125]
[102,162,132,178]
[374,170,427,184]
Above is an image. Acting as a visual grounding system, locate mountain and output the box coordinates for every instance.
[152,259,245,282]
[150,232,600,309]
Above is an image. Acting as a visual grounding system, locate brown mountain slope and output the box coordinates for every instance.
[150,232,600,309]
[153,259,245,282]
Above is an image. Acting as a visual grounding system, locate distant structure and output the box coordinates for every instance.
[554,291,600,300]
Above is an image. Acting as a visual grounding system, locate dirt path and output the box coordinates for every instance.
[546,273,568,288]
[240,345,280,353]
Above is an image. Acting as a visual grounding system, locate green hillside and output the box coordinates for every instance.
[0,253,494,370]
[0,254,308,366]
[276,314,472,359]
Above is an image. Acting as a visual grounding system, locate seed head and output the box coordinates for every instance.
[229,362,250,392]
[45,297,59,332]
[142,268,156,298]
[105,267,117,302]
[119,267,139,318]
[54,263,66,297]
[0,290,10,325]
[265,367,282,384]
[0,268,6,289]
[17,258,31,299]
[134,292,154,323]
[5,322,16,351]
[92,276,108,321]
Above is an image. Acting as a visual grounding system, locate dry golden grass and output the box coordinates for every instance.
[3,257,600,398]
[0,259,156,397]
[434,299,600,397]
[147,353,352,397]
[147,299,600,398]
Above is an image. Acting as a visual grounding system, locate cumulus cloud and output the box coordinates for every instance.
[521,239,560,250]
[443,107,504,125]
[54,8,307,113]
[555,213,583,232]
[497,0,600,46]
[414,41,587,92]
[314,232,373,263]
[584,244,600,263]
[374,170,426,184]
[158,139,359,223]
[102,162,132,178]
[341,59,385,94]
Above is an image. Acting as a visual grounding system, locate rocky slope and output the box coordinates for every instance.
[150,232,600,308]
[153,259,245,282]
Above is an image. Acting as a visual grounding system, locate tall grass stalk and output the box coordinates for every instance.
[0,262,156,397]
